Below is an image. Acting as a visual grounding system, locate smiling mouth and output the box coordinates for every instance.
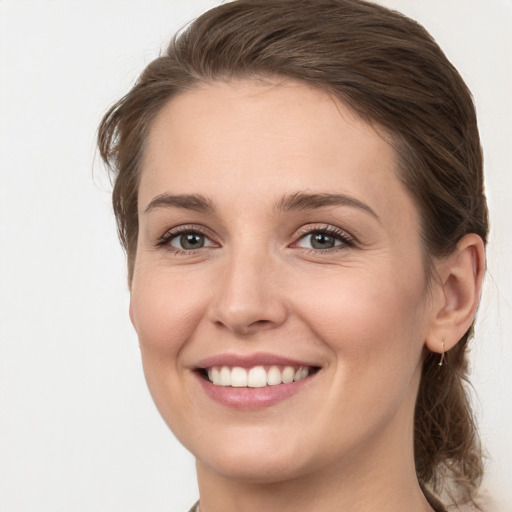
[197,365,320,388]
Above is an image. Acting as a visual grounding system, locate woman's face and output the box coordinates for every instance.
[130,80,437,483]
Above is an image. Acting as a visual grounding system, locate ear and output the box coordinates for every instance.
[425,233,486,354]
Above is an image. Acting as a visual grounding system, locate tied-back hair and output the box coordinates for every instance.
[98,0,488,507]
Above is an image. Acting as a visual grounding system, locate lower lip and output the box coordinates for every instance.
[194,372,315,409]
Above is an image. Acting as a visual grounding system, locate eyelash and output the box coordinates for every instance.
[293,224,356,253]
[155,224,356,255]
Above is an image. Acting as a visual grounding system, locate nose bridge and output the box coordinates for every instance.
[211,238,286,334]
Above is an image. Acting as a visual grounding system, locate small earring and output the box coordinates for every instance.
[438,339,446,367]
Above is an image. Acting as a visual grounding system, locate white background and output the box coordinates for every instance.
[0,1,510,511]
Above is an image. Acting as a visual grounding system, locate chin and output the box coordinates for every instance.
[187,425,317,483]
[198,448,311,484]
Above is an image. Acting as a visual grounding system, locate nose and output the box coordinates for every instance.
[209,247,288,336]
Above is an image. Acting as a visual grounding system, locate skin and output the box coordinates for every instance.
[129,79,485,512]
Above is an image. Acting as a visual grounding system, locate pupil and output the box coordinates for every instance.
[311,233,334,249]
[180,233,204,249]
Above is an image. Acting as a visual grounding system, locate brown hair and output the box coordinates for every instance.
[98,0,488,507]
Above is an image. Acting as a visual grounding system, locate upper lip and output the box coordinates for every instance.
[195,352,319,369]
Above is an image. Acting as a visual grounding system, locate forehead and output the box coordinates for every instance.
[139,79,415,225]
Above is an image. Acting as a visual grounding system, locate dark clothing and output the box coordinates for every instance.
[187,493,448,512]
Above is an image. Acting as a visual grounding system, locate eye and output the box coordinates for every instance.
[171,232,204,250]
[158,228,217,252]
[294,227,354,251]
[296,232,341,250]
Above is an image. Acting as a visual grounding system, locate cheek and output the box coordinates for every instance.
[294,268,428,434]
[130,267,210,358]
[292,265,428,364]
[129,268,212,434]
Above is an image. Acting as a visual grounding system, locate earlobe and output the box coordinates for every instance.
[425,233,485,354]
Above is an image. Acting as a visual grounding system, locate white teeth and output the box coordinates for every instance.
[247,366,267,388]
[207,364,312,387]
[219,366,231,386]
[281,366,295,384]
[231,367,248,387]
[267,365,282,386]
[209,367,219,383]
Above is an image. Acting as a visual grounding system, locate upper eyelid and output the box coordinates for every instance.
[161,224,215,238]
[293,224,356,241]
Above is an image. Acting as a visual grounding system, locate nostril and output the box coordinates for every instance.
[216,317,280,336]
[250,319,273,327]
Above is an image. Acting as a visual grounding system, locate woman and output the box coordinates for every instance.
[98,0,488,510]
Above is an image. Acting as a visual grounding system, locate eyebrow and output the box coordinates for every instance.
[275,192,380,222]
[143,191,380,222]
[144,193,215,214]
